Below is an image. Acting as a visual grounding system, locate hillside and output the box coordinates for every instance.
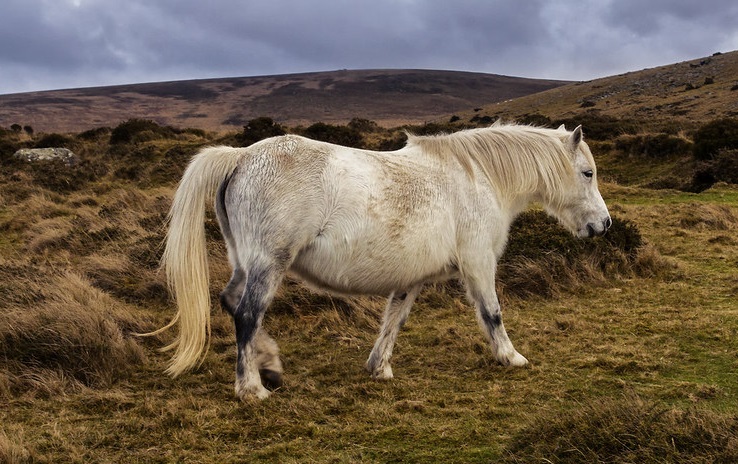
[0,69,567,133]
[463,50,738,127]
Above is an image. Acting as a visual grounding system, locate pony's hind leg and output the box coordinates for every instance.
[219,267,246,316]
[221,268,283,392]
[366,285,422,380]
[233,261,283,401]
[255,329,283,390]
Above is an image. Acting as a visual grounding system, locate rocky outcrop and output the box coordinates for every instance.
[13,148,78,166]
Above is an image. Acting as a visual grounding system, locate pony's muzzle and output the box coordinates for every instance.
[586,217,612,238]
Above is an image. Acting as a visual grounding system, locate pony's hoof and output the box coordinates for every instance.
[507,351,529,367]
[235,381,271,401]
[259,369,283,390]
[370,364,394,380]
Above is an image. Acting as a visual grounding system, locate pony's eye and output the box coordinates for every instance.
[582,170,594,179]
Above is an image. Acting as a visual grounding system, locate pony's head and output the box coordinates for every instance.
[543,125,611,238]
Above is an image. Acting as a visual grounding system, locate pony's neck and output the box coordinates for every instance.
[503,191,538,222]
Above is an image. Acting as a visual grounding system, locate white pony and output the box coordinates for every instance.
[152,123,611,400]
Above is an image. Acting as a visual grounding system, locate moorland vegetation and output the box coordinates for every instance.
[1,113,737,462]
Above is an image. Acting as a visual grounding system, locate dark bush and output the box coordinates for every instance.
[708,149,738,184]
[110,119,172,145]
[301,122,364,148]
[517,114,552,127]
[499,211,643,298]
[693,118,738,160]
[377,132,408,151]
[614,133,692,158]
[470,114,496,125]
[406,122,454,136]
[77,127,111,141]
[504,211,641,261]
[552,114,639,141]
[236,117,286,147]
[0,128,23,160]
[687,149,738,192]
[348,118,380,133]
[34,133,76,149]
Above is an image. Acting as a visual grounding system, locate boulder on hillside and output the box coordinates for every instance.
[13,147,78,167]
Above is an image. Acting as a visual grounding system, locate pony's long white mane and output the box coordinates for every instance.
[406,124,581,207]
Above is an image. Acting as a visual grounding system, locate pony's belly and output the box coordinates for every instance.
[289,237,451,296]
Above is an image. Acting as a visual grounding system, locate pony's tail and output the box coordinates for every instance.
[145,146,243,377]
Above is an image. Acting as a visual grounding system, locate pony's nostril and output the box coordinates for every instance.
[604,217,612,230]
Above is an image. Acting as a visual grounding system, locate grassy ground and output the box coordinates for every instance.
[1,135,737,462]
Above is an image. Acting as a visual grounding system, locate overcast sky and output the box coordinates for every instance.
[1,0,737,95]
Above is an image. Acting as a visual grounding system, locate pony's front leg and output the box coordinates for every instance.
[366,285,422,380]
[233,265,282,401]
[466,281,528,367]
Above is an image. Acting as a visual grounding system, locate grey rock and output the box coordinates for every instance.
[13,148,78,167]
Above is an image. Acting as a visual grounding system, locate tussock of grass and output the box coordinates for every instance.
[0,272,150,395]
[505,394,738,463]
[0,429,33,464]
[675,203,738,230]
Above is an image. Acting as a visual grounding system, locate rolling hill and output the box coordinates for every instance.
[465,49,738,127]
[0,70,568,133]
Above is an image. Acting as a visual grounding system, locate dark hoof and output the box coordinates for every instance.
[259,369,283,390]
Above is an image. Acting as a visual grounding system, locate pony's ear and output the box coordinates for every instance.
[568,125,583,151]
[557,124,566,132]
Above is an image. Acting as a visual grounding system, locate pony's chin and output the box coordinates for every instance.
[576,223,606,238]
[577,227,596,239]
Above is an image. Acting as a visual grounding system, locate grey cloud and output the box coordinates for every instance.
[0,0,737,94]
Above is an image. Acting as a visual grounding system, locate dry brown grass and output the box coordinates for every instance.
[0,429,33,464]
[0,271,150,396]
[505,393,738,463]
[1,128,737,462]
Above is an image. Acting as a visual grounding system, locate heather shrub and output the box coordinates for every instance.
[615,133,692,158]
[693,118,738,160]
[236,117,286,146]
[499,211,645,298]
[301,122,364,148]
[110,119,173,145]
